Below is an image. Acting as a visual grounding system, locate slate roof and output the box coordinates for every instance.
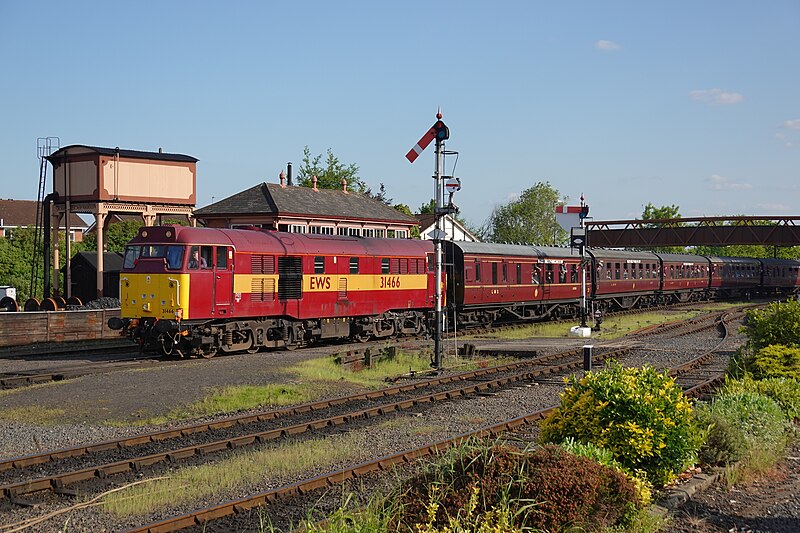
[195,183,417,224]
[0,199,88,228]
[46,145,198,163]
[70,252,125,271]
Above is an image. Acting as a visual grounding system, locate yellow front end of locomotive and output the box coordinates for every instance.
[119,273,191,321]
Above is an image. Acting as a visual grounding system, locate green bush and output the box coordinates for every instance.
[749,345,800,381]
[741,300,800,350]
[694,391,789,467]
[392,443,641,532]
[539,362,701,486]
[721,375,800,420]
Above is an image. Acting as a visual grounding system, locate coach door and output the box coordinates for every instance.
[214,246,233,315]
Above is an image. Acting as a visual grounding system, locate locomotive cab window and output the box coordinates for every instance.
[216,247,229,270]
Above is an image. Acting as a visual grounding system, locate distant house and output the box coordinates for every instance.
[416,213,479,242]
[0,198,87,241]
[194,175,418,238]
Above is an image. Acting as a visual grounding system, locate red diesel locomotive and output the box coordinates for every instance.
[111,225,434,357]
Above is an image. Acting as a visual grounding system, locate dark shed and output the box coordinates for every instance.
[63,252,124,303]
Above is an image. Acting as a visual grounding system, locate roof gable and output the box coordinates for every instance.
[0,199,88,228]
[195,182,416,224]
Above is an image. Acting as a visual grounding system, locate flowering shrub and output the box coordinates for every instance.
[721,375,800,420]
[539,361,701,486]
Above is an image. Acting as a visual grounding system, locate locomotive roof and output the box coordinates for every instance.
[129,225,433,256]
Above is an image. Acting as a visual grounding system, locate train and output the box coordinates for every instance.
[108,225,800,357]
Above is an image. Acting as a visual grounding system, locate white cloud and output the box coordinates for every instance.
[595,40,621,52]
[782,119,800,129]
[756,203,790,212]
[705,174,752,191]
[689,89,744,106]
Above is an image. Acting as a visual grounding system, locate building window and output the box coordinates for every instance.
[387,230,396,238]
[394,230,408,239]
[348,228,361,237]
[310,225,333,235]
[337,227,348,236]
[289,225,307,233]
[375,229,385,238]
[363,228,375,238]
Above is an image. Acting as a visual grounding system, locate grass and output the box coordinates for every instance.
[102,432,363,516]
[291,349,434,388]
[0,405,67,425]
[109,383,312,426]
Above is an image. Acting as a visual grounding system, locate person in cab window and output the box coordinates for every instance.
[188,247,206,269]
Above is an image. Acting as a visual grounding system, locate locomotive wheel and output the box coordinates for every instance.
[199,349,217,359]
[0,296,18,312]
[246,332,260,354]
[24,298,40,312]
[284,327,300,351]
[40,298,58,312]
[66,296,83,307]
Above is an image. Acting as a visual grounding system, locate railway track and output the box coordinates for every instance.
[0,307,742,531]
[124,313,736,533]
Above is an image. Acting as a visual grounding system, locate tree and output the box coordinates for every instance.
[297,147,367,193]
[640,203,685,253]
[485,182,566,245]
[79,220,142,253]
[0,226,74,302]
[642,202,681,225]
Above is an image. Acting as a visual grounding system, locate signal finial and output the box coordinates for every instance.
[436,107,442,120]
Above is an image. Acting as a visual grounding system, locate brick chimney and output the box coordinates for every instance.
[279,170,286,187]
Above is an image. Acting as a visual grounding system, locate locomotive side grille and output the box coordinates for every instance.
[251,255,276,274]
[251,278,275,301]
[338,278,347,299]
[278,256,303,300]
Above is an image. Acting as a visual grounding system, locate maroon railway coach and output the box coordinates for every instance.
[112,226,435,356]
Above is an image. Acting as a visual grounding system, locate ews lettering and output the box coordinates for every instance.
[309,276,331,290]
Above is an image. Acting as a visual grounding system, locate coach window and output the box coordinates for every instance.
[614,263,620,280]
[623,264,629,279]
[545,264,554,284]
[475,261,481,281]
[492,263,498,284]
[532,266,540,285]
[315,256,325,274]
[215,247,229,270]
[381,258,390,274]
[349,257,359,274]
[502,263,507,283]
[571,264,578,283]
[516,263,522,284]
[559,264,567,283]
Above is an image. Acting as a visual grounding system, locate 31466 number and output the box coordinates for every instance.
[380,276,400,289]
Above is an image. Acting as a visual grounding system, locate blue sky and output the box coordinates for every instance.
[1,1,798,229]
